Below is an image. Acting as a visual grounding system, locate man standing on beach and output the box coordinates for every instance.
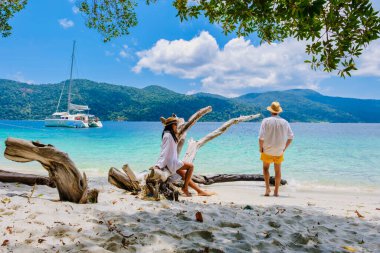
[259,101,294,197]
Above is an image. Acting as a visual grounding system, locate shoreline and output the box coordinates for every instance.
[2,120,380,124]
[1,176,379,252]
[2,165,379,193]
[1,122,380,194]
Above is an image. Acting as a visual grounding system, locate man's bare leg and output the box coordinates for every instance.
[176,170,215,196]
[263,162,271,196]
[274,163,282,197]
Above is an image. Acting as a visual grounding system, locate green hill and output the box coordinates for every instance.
[0,79,259,121]
[0,79,379,122]
[235,89,380,122]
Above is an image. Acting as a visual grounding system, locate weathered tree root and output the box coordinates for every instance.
[4,137,98,203]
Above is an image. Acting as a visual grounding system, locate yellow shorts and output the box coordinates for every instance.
[260,153,284,164]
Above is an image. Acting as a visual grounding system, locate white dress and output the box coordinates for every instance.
[155,132,184,175]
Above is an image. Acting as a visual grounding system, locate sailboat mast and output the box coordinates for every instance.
[67,40,76,112]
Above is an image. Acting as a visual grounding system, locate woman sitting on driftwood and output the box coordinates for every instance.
[155,114,214,197]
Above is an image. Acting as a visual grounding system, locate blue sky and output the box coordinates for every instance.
[0,0,379,99]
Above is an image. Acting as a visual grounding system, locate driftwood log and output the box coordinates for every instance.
[109,165,179,201]
[145,170,180,201]
[192,174,287,186]
[145,110,263,199]
[3,137,98,203]
[182,114,260,163]
[176,106,212,155]
[108,107,215,200]
[0,169,56,187]
[108,106,215,199]
[108,106,283,200]
[108,165,140,193]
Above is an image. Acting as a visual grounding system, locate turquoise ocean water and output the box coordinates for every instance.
[0,121,379,190]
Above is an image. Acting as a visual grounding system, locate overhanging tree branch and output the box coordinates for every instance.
[2,1,379,76]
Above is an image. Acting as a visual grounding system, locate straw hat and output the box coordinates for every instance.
[160,113,178,126]
[267,101,283,114]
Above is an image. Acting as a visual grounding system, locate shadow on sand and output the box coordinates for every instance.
[1,180,379,253]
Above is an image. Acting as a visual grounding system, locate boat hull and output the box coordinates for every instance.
[44,119,89,128]
[88,121,103,128]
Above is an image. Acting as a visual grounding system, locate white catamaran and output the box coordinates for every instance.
[45,41,102,128]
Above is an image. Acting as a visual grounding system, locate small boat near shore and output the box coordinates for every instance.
[88,115,103,127]
[45,41,102,128]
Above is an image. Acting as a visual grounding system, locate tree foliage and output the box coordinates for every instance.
[1,0,380,77]
[0,0,27,37]
[168,0,380,77]
[77,0,138,42]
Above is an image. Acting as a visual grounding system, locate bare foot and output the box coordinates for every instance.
[264,189,271,196]
[273,192,279,197]
[181,188,192,197]
[197,191,216,196]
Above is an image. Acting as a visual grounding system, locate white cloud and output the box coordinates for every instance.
[134,31,328,97]
[119,44,135,60]
[353,1,380,77]
[58,18,74,29]
[119,50,129,58]
[372,0,380,11]
[12,72,34,84]
[72,6,80,14]
[186,90,198,95]
[355,39,380,77]
[133,31,219,78]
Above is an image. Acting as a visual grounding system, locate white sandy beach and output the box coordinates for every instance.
[0,171,380,253]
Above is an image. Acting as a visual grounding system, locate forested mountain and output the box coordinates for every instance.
[236,89,380,122]
[1,79,379,122]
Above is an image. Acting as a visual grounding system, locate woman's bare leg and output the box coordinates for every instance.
[177,162,193,196]
[177,163,215,196]
[183,163,193,194]
[189,180,215,196]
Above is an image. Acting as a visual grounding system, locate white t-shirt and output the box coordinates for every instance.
[258,116,294,156]
[155,132,184,174]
